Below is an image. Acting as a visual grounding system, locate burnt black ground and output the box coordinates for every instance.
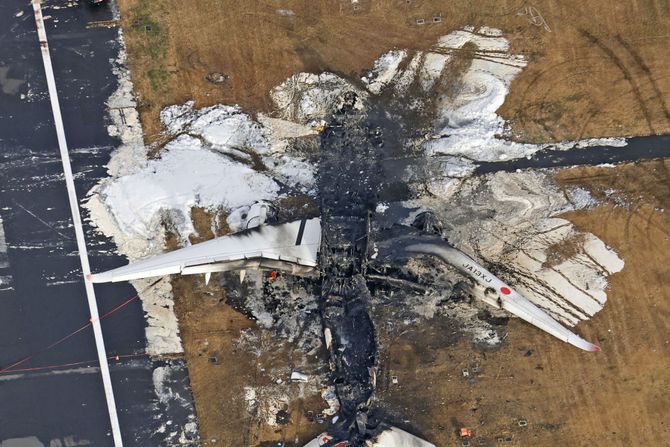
[0,1,196,445]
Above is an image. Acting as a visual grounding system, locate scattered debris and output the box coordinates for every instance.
[205,72,227,84]
[276,409,290,425]
[460,427,473,438]
[291,371,309,382]
[271,73,365,124]
[321,386,341,416]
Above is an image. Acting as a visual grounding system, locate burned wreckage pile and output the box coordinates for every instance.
[315,92,449,444]
[317,92,386,442]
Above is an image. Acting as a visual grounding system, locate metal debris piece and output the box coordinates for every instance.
[291,371,309,382]
[205,72,227,84]
[276,409,290,425]
[275,9,295,17]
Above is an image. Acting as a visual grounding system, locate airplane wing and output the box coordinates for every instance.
[89,218,321,283]
[404,242,601,352]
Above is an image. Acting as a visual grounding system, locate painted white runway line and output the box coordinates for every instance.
[0,216,12,291]
[30,1,124,445]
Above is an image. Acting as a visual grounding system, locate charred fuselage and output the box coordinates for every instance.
[317,92,400,441]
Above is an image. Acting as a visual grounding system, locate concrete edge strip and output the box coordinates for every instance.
[30,2,124,445]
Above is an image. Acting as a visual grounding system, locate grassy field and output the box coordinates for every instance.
[118,0,670,143]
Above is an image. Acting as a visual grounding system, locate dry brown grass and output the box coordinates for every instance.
[172,271,326,447]
[499,1,670,141]
[374,159,670,446]
[118,0,670,144]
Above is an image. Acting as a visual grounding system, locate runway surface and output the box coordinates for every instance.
[0,1,197,445]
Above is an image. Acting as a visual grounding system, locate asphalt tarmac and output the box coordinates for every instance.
[0,1,197,445]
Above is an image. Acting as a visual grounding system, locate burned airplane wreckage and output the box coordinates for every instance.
[90,91,601,446]
[316,92,388,441]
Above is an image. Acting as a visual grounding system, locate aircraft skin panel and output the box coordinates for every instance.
[89,218,321,283]
[405,243,601,352]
